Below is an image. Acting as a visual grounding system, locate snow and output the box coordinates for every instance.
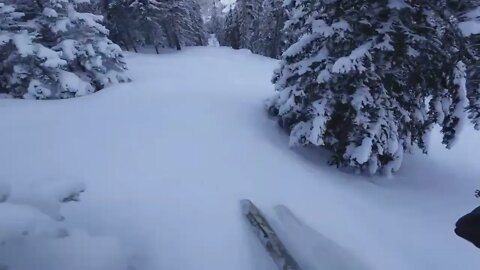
[447,61,469,149]
[43,7,58,18]
[25,79,52,99]
[59,71,94,96]
[12,32,34,57]
[59,39,78,60]
[347,137,374,165]
[459,7,480,36]
[332,41,372,74]
[0,47,479,270]
[37,45,66,68]
[388,0,409,9]
[221,0,236,11]
[208,34,220,47]
[459,21,480,36]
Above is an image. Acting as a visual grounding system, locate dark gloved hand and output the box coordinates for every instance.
[455,206,480,249]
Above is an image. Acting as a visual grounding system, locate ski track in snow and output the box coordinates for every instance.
[0,47,479,270]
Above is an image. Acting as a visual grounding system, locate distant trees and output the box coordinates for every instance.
[236,0,262,49]
[254,0,286,58]
[205,0,224,41]
[102,0,207,52]
[267,0,480,174]
[222,6,240,49]
[220,0,286,59]
[221,0,264,53]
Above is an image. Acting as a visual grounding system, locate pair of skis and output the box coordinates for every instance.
[242,200,370,270]
[241,199,302,270]
[242,199,373,270]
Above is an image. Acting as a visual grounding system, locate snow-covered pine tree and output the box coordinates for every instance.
[221,6,240,49]
[254,0,286,58]
[143,0,206,50]
[452,0,480,130]
[173,0,207,47]
[104,0,144,52]
[0,2,67,99]
[267,0,480,175]
[35,0,128,98]
[410,0,480,148]
[3,0,43,18]
[235,0,262,50]
[186,0,208,46]
[0,2,25,97]
[129,0,169,53]
[104,0,207,51]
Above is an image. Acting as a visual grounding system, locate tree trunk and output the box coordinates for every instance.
[122,40,130,52]
[35,0,43,9]
[173,33,182,51]
[103,0,109,11]
[125,31,138,53]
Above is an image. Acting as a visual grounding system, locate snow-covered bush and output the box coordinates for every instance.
[267,0,480,175]
[0,1,128,99]
[0,179,131,270]
[0,180,84,268]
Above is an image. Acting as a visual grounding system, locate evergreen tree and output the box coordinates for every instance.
[35,0,128,98]
[236,0,262,50]
[105,0,144,52]
[255,0,287,58]
[186,0,208,46]
[1,0,128,99]
[130,0,169,53]
[221,6,240,49]
[98,0,207,51]
[221,0,288,57]
[454,0,480,130]
[152,0,207,50]
[267,0,480,174]
[0,2,66,99]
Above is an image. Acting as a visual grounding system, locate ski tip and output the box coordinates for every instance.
[240,199,254,214]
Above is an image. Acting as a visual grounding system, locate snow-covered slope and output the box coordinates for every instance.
[0,47,479,270]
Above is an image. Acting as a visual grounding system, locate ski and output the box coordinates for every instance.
[241,199,302,270]
[274,204,370,270]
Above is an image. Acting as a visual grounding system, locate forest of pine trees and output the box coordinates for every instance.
[2,0,480,174]
[105,0,207,52]
[0,0,208,99]
[220,0,286,58]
